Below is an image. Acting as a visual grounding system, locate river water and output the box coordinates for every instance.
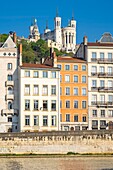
[0,157,113,170]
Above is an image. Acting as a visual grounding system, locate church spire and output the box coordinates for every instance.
[46,20,48,29]
[72,11,74,20]
[56,8,59,17]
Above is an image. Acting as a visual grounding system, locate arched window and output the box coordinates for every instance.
[8,102,13,110]
[8,87,13,95]
[57,21,59,26]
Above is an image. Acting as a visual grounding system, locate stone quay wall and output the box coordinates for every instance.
[0,130,113,154]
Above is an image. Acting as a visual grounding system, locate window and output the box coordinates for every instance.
[42,85,48,95]
[25,85,30,95]
[60,114,62,122]
[57,64,61,69]
[92,95,97,104]
[74,115,78,122]
[51,85,56,95]
[25,100,30,110]
[66,101,70,108]
[82,76,86,83]
[51,71,56,78]
[82,65,86,71]
[43,100,48,111]
[33,85,39,95]
[66,114,70,122]
[66,87,70,95]
[60,87,62,95]
[101,110,105,117]
[65,65,70,70]
[8,87,13,95]
[33,71,39,78]
[82,116,86,122]
[92,52,97,59]
[51,100,56,111]
[92,120,98,126]
[8,102,13,109]
[82,88,86,96]
[8,117,12,122]
[108,95,113,102]
[74,75,78,82]
[34,116,39,126]
[65,75,70,82]
[60,75,62,82]
[108,110,113,117]
[108,67,112,74]
[74,101,78,108]
[82,101,86,108]
[100,53,104,59]
[74,88,78,95]
[100,66,105,73]
[43,116,48,126]
[108,80,112,88]
[92,80,97,88]
[7,75,12,81]
[43,71,48,78]
[74,65,78,70]
[34,100,38,110]
[91,66,97,74]
[60,100,62,108]
[92,110,97,117]
[7,63,12,70]
[51,115,56,126]
[108,53,112,60]
[25,71,30,77]
[100,80,105,88]
[25,115,30,125]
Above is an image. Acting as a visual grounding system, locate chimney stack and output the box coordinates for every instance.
[13,32,17,44]
[18,44,22,66]
[83,36,88,46]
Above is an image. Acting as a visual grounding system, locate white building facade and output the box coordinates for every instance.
[76,33,113,130]
[0,36,19,132]
[18,63,60,132]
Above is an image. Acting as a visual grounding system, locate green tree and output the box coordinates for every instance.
[0,34,8,42]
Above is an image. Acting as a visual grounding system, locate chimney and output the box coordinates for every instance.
[83,36,88,46]
[13,32,17,44]
[18,44,22,66]
[52,51,57,67]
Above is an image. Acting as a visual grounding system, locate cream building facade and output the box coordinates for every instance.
[76,33,113,130]
[0,35,19,132]
[18,63,60,132]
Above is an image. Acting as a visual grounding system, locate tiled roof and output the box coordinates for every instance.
[20,63,55,69]
[88,42,113,47]
[57,56,86,63]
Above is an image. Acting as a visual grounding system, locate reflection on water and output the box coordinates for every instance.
[0,157,113,170]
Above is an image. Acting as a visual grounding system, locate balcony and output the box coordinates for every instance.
[5,81,14,87]
[91,101,113,108]
[5,94,14,100]
[98,87,113,92]
[98,72,106,77]
[91,87,98,91]
[1,109,18,116]
[98,72,113,78]
[91,58,97,62]
[98,58,113,64]
[91,72,97,77]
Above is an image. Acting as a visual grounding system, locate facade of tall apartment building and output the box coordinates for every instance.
[43,52,88,131]
[29,13,76,53]
[0,34,19,132]
[18,62,60,132]
[76,33,113,130]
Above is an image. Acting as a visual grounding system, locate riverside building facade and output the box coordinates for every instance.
[18,63,60,132]
[76,33,113,130]
[43,52,88,131]
[0,35,19,132]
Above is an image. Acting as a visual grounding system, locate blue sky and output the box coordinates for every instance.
[1,0,113,43]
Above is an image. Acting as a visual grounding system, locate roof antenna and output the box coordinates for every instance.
[46,20,48,29]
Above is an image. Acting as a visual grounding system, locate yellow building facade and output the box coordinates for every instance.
[56,56,88,130]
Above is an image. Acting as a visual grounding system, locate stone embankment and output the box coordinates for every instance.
[0,130,113,154]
